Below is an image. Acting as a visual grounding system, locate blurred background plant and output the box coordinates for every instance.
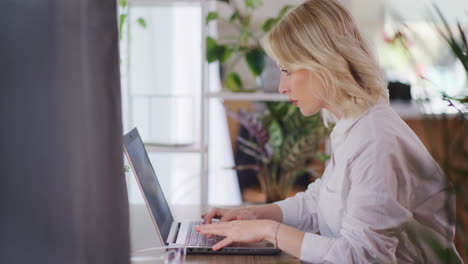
[118,0,147,182]
[386,5,467,261]
[432,5,468,104]
[227,102,330,203]
[118,0,147,40]
[426,6,467,260]
[205,0,293,92]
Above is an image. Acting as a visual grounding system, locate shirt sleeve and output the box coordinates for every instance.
[274,178,322,233]
[299,150,412,263]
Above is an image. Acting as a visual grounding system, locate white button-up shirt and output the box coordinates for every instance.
[275,99,462,263]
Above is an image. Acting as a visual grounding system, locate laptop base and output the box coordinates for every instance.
[187,247,281,255]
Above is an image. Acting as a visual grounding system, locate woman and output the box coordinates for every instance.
[195,0,462,262]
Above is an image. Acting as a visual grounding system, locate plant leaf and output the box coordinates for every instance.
[268,120,283,149]
[233,165,261,171]
[262,5,293,33]
[206,36,219,63]
[433,5,468,75]
[457,22,468,53]
[237,136,263,154]
[225,72,243,92]
[277,5,293,20]
[458,96,468,103]
[433,5,456,42]
[206,36,233,63]
[238,145,264,161]
[314,152,331,162]
[237,45,250,52]
[206,11,219,24]
[119,0,127,8]
[245,0,263,8]
[262,18,277,33]
[267,119,283,157]
[240,29,250,45]
[281,134,319,171]
[241,15,252,28]
[266,101,290,122]
[246,48,265,77]
[257,125,270,148]
[265,144,273,159]
[137,18,147,28]
[218,45,233,63]
[227,108,270,154]
[227,108,258,136]
[230,10,241,23]
[119,14,127,40]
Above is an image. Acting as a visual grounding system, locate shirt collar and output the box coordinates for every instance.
[330,97,390,143]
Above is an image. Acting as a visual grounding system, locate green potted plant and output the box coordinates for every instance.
[228,102,330,203]
[205,0,293,92]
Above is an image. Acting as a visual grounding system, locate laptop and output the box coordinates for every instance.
[123,128,280,255]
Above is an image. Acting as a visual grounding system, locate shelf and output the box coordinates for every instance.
[144,143,207,153]
[390,99,464,119]
[207,91,289,101]
[129,0,204,4]
[207,94,462,119]
[390,100,423,119]
[131,94,194,99]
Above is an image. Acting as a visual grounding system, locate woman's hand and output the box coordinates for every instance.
[195,220,277,251]
[201,207,257,224]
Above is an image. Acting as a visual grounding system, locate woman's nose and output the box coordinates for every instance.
[278,75,289,94]
[278,83,288,94]
[278,73,290,94]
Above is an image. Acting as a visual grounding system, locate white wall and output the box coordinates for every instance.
[384,0,468,23]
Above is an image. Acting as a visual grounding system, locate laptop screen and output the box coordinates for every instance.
[123,128,174,243]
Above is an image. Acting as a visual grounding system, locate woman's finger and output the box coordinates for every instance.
[201,209,216,223]
[196,224,218,235]
[212,237,234,251]
[196,222,228,236]
[202,208,222,224]
[219,213,237,222]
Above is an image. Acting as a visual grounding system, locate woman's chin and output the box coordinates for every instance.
[299,106,320,117]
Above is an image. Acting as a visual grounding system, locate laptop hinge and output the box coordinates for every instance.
[166,221,180,244]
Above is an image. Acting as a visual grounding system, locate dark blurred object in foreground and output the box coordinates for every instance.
[1,1,130,264]
[388,81,412,101]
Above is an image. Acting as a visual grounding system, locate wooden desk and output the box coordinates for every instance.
[185,254,299,264]
[129,203,299,264]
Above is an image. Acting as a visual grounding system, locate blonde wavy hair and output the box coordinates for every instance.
[263,0,388,125]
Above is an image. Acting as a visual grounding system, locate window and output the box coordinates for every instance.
[121,1,241,206]
[122,3,203,204]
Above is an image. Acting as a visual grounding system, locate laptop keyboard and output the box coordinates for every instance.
[186,221,225,247]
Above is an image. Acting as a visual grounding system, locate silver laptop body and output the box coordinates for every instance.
[123,128,280,255]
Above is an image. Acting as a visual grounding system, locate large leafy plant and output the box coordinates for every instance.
[206,0,293,92]
[228,102,330,202]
